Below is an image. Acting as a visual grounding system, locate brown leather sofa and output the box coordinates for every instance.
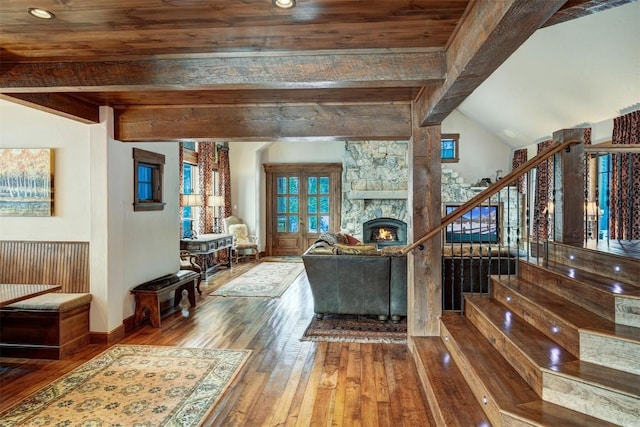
[302,241,407,321]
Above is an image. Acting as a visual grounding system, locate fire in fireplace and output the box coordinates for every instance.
[362,217,407,247]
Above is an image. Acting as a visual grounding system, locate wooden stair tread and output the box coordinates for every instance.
[464,296,576,368]
[544,260,639,294]
[495,275,614,331]
[505,400,619,427]
[581,323,640,343]
[545,359,640,397]
[440,312,540,406]
[412,337,490,426]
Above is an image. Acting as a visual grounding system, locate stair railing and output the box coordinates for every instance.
[402,137,581,312]
[402,138,580,256]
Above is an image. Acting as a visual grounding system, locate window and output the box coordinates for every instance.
[182,162,200,238]
[441,133,460,163]
[133,148,165,211]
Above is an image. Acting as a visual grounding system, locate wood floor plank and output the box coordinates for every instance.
[0,261,434,427]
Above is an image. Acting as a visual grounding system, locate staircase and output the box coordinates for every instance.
[412,242,640,426]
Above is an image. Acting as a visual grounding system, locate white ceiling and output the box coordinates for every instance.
[457,1,640,149]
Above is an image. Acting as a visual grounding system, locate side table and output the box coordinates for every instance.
[180,233,233,280]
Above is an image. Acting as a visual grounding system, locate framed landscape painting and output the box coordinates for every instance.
[0,148,54,216]
[444,203,500,244]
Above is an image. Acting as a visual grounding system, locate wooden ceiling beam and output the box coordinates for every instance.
[0,52,445,93]
[114,104,411,142]
[415,0,565,127]
[543,0,636,27]
[0,93,99,124]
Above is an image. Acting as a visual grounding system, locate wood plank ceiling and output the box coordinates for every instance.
[0,0,632,142]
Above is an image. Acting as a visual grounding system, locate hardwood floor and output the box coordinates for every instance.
[0,261,435,426]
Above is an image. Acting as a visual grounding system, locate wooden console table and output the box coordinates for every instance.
[180,233,233,279]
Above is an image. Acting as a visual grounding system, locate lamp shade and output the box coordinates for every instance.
[207,195,224,207]
[585,201,602,217]
[181,193,202,207]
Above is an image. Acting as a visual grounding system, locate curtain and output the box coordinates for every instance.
[511,148,528,194]
[198,142,216,235]
[179,142,185,239]
[532,140,553,241]
[216,144,232,264]
[610,110,640,240]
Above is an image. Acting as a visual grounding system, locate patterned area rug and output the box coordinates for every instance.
[301,314,408,344]
[0,345,251,426]
[211,262,304,297]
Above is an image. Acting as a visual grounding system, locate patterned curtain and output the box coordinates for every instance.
[198,142,216,235]
[583,128,593,201]
[215,144,232,264]
[197,141,216,267]
[610,110,640,240]
[179,142,185,239]
[511,148,528,194]
[532,140,554,241]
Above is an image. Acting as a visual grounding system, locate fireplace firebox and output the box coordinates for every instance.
[362,217,407,248]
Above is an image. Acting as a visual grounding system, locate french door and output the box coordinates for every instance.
[264,164,342,256]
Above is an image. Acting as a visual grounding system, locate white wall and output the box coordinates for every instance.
[0,100,91,240]
[230,140,345,249]
[0,100,181,333]
[442,109,513,184]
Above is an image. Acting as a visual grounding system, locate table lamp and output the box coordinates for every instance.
[181,193,202,239]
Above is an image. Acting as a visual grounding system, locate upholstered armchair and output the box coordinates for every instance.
[224,216,259,263]
[179,250,203,294]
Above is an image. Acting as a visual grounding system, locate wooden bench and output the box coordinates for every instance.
[0,293,92,359]
[130,270,199,328]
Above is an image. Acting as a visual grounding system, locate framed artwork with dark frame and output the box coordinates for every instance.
[444,203,501,244]
[0,148,54,217]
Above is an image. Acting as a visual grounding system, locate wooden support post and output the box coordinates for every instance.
[552,128,586,246]
[408,107,442,337]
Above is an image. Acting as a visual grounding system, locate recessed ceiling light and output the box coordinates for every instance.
[28,8,55,19]
[273,0,296,9]
[503,129,516,138]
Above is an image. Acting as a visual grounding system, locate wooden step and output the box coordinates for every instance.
[616,290,640,328]
[518,259,638,322]
[439,314,611,427]
[411,336,489,426]
[546,241,640,286]
[439,312,539,426]
[491,275,615,357]
[502,400,619,427]
[463,296,576,396]
[542,360,640,426]
[580,325,640,375]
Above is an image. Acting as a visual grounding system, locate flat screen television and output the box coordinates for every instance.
[444,204,500,244]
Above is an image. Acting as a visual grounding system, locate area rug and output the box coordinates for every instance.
[211,262,304,297]
[0,345,251,427]
[301,314,407,344]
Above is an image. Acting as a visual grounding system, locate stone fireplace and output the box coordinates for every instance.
[341,141,409,240]
[362,217,407,248]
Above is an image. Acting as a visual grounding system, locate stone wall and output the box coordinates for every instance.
[340,141,523,248]
[341,141,409,239]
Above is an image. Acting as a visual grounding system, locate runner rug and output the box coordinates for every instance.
[0,345,251,427]
[301,314,407,344]
[211,262,304,298]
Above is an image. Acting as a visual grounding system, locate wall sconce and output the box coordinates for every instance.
[181,194,203,239]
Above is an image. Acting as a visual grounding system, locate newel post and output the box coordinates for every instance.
[408,108,442,337]
[552,128,586,246]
